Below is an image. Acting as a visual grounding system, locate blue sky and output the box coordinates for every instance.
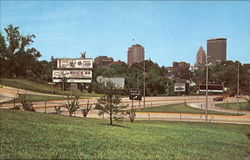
[1,1,250,66]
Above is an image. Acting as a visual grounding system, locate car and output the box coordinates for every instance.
[229,93,235,97]
[213,97,224,101]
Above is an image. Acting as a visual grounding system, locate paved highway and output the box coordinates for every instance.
[1,85,249,124]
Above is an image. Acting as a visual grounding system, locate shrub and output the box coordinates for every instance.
[81,100,92,118]
[64,95,80,116]
[125,110,136,122]
[54,106,63,114]
[19,94,35,111]
[11,105,21,110]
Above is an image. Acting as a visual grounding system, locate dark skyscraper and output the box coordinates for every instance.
[207,38,227,65]
[127,44,145,66]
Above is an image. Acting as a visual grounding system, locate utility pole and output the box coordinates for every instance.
[143,62,146,108]
[133,62,146,108]
[237,64,239,114]
[136,72,138,89]
[205,54,208,123]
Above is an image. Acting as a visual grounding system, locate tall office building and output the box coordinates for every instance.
[195,46,206,67]
[127,44,145,66]
[207,38,227,65]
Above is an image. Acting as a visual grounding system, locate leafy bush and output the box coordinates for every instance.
[125,110,136,122]
[54,106,63,114]
[113,113,125,122]
[81,100,92,118]
[245,98,250,104]
[11,105,21,110]
[64,95,80,116]
[19,94,35,111]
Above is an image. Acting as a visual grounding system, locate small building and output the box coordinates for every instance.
[94,56,114,69]
[173,61,190,71]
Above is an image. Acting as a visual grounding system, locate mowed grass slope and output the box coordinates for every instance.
[0,78,102,97]
[1,109,250,160]
[2,94,69,104]
[216,102,250,111]
[137,103,239,115]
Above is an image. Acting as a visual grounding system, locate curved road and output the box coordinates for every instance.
[1,86,249,124]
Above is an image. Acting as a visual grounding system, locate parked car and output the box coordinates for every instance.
[229,93,235,97]
[213,97,224,101]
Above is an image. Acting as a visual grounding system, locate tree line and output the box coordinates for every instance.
[0,25,52,82]
[1,25,250,95]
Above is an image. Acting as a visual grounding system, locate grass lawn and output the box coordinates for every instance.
[216,102,250,111]
[137,103,240,116]
[1,94,70,104]
[1,109,250,160]
[0,78,103,97]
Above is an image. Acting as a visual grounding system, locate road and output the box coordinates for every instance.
[1,85,249,124]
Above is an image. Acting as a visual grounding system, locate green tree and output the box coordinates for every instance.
[0,25,41,78]
[64,95,80,116]
[95,82,127,125]
[19,94,36,112]
[127,60,167,96]
[0,33,8,77]
[195,60,250,94]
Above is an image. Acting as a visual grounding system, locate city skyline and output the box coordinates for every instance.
[1,1,250,66]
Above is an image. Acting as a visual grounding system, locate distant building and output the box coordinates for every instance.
[94,56,114,69]
[195,46,206,67]
[173,61,190,71]
[207,38,227,65]
[127,44,145,66]
[110,60,125,66]
[165,67,174,79]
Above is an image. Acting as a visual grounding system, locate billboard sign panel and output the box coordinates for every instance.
[199,84,224,93]
[53,79,92,83]
[57,58,93,69]
[52,70,92,79]
[99,77,125,89]
[174,83,186,92]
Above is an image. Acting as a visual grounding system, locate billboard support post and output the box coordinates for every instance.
[139,100,141,110]
[132,99,134,110]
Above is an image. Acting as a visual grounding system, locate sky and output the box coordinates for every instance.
[1,1,250,66]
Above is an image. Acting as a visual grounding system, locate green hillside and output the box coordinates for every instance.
[0,78,102,97]
[1,109,250,159]
[137,103,240,115]
[216,102,250,111]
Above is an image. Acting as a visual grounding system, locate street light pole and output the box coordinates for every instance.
[133,62,146,108]
[237,64,239,114]
[205,54,208,123]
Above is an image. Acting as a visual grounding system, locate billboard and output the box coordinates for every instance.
[174,83,186,92]
[53,79,92,83]
[199,84,224,93]
[97,76,125,89]
[52,70,92,79]
[57,58,93,69]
